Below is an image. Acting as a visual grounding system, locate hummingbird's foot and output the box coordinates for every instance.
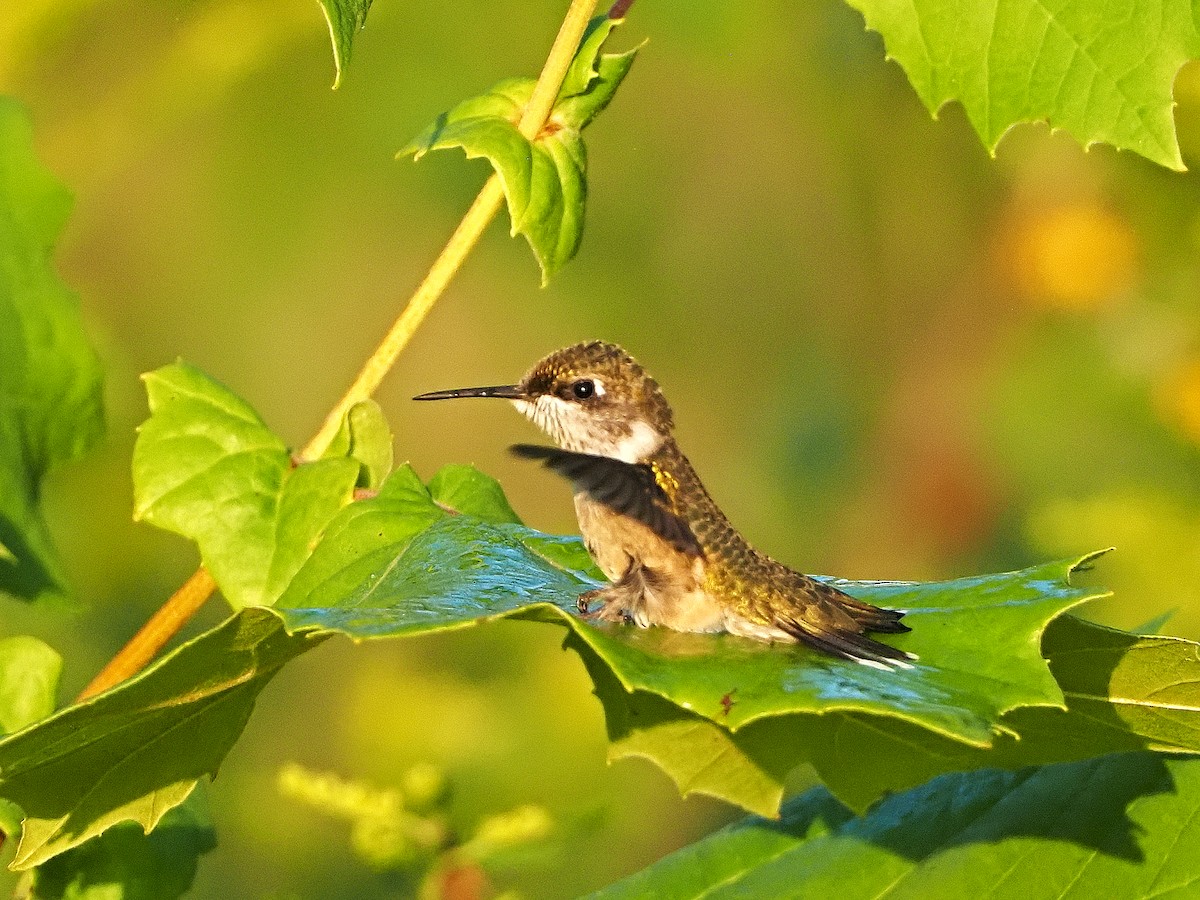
[576,588,635,624]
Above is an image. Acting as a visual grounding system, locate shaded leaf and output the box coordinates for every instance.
[30,788,216,900]
[317,0,373,89]
[133,362,360,609]
[0,608,322,869]
[846,0,1200,170]
[0,97,104,603]
[590,753,1200,899]
[400,15,640,283]
[593,613,1200,815]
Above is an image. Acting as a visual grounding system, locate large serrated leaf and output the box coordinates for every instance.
[0,98,104,603]
[271,461,1134,814]
[400,15,640,283]
[846,0,1200,170]
[590,753,1200,899]
[133,362,360,609]
[0,608,321,869]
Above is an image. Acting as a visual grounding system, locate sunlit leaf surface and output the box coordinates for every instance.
[133,362,360,609]
[847,0,1200,169]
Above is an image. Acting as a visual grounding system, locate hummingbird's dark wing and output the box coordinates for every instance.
[510,444,703,556]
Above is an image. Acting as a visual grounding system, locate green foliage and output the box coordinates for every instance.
[0,636,61,735]
[29,791,215,900]
[317,0,374,89]
[0,98,104,603]
[400,16,641,283]
[133,363,360,609]
[6,1,1200,895]
[280,527,1118,814]
[847,0,1200,169]
[322,399,394,490]
[0,635,61,840]
[3,366,1187,868]
[0,608,323,869]
[591,753,1200,898]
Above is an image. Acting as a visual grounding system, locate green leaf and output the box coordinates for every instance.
[0,608,323,869]
[29,788,216,900]
[133,362,360,609]
[0,97,105,602]
[846,0,1200,170]
[428,463,521,523]
[0,635,62,838]
[276,464,1123,814]
[594,611,1200,816]
[400,16,640,284]
[323,399,394,490]
[283,530,1099,737]
[0,635,61,735]
[590,753,1200,899]
[317,0,373,89]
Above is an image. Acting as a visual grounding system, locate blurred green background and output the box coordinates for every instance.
[4,0,1200,896]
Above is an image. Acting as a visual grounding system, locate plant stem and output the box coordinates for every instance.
[76,568,216,701]
[78,0,602,700]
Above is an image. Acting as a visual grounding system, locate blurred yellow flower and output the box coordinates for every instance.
[1005,204,1138,309]
[1154,357,1200,444]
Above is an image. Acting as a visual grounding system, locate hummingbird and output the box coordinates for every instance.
[414,341,913,669]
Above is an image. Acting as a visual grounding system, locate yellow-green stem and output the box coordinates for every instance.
[80,0,602,700]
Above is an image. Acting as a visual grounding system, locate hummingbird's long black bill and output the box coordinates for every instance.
[413,384,525,401]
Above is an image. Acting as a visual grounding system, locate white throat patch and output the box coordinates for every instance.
[611,419,664,463]
[511,396,664,462]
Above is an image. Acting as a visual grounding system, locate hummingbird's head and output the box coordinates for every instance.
[414,341,673,462]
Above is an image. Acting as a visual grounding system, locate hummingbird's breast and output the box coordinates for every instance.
[573,492,727,633]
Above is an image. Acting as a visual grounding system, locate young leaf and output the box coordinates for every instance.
[428,463,522,523]
[133,362,360,609]
[0,98,105,603]
[317,0,373,89]
[322,399,394,489]
[590,753,1200,899]
[399,16,640,284]
[29,788,216,900]
[846,0,1200,170]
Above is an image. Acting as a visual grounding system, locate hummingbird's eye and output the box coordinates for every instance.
[571,379,596,400]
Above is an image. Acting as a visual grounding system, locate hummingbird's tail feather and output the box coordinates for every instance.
[778,616,916,668]
[839,599,911,634]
